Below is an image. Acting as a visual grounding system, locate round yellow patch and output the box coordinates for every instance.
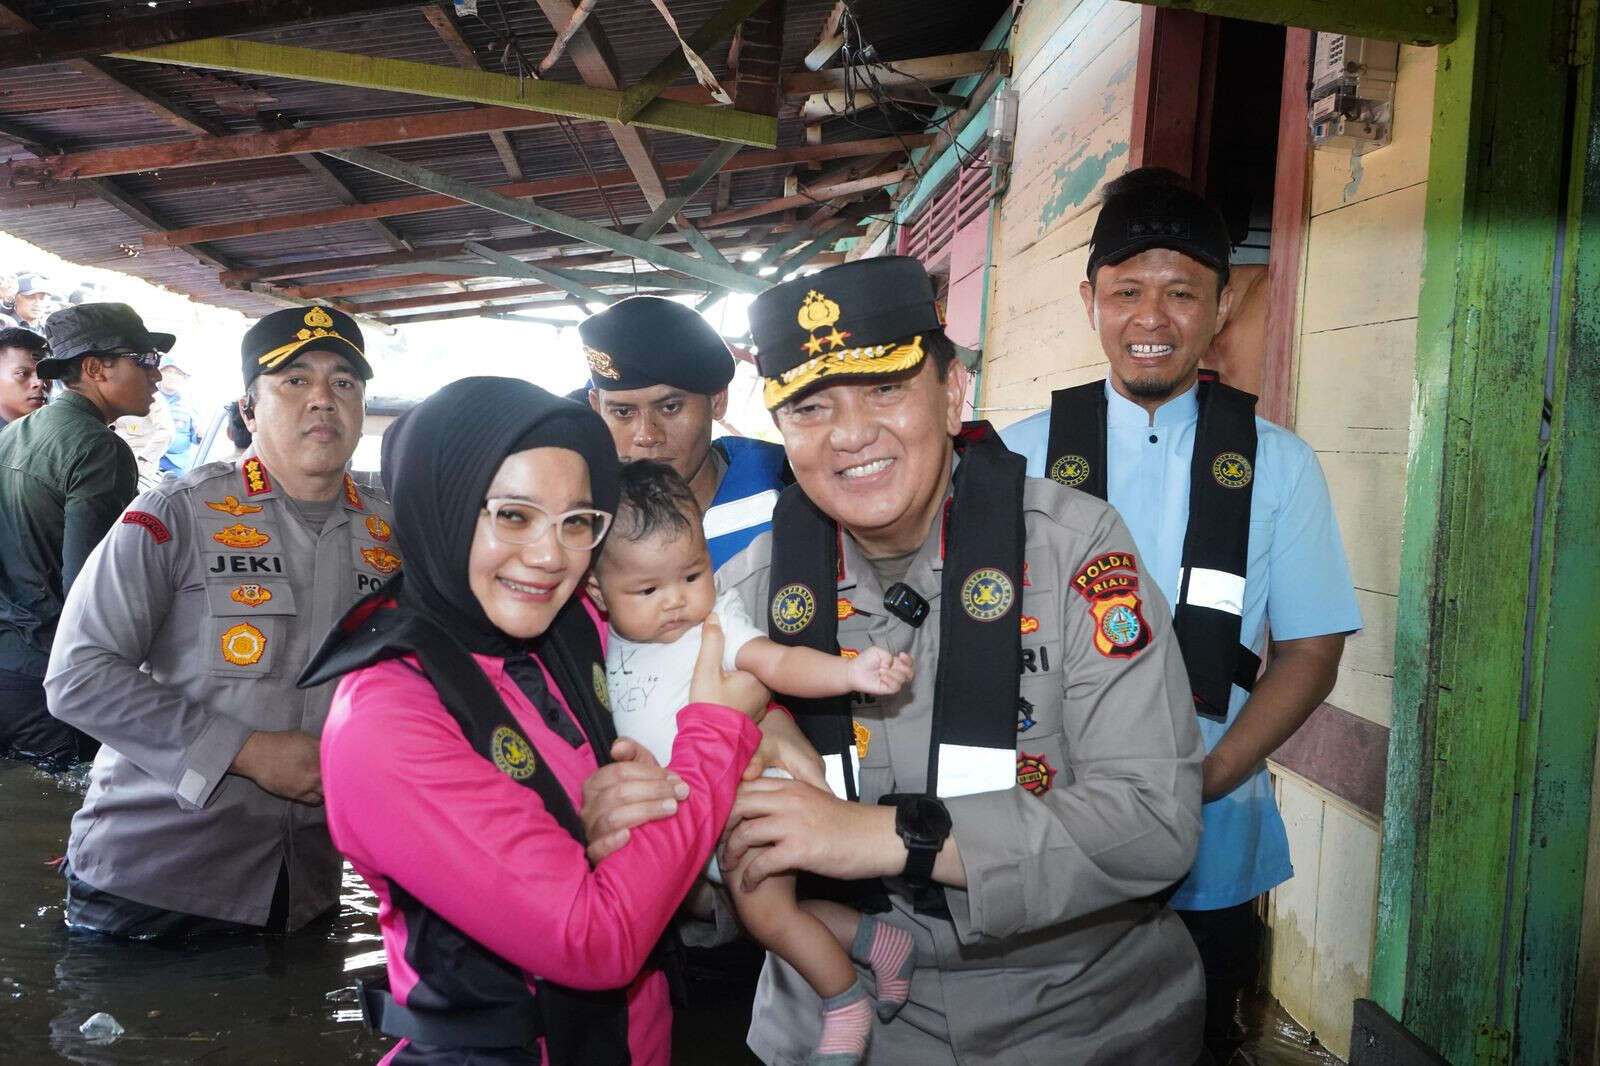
[220,622,267,666]
[1211,451,1253,489]
[770,583,817,634]
[1049,454,1091,487]
[490,725,537,780]
[961,568,1014,622]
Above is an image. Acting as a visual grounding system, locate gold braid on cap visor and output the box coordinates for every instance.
[763,336,926,410]
[257,329,363,370]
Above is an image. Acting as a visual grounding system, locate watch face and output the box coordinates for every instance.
[903,796,952,842]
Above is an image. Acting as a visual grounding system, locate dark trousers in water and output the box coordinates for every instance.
[0,667,97,771]
[64,860,292,938]
[1178,899,1264,1064]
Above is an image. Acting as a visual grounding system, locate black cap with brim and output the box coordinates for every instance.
[38,302,176,380]
[241,305,372,387]
[749,256,943,410]
[1086,170,1233,282]
[578,296,735,394]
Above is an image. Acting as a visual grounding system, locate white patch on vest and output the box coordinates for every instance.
[177,768,207,805]
[935,744,1016,798]
[702,489,780,541]
[1182,567,1246,617]
[821,750,860,801]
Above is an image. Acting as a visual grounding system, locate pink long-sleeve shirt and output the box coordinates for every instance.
[321,621,760,1065]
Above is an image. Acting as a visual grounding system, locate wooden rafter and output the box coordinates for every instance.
[803,1,848,71]
[616,0,774,123]
[700,169,908,227]
[0,0,419,70]
[783,51,1000,94]
[110,37,779,147]
[136,135,931,248]
[419,4,524,181]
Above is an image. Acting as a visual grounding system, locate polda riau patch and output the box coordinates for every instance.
[1211,451,1253,489]
[771,583,816,634]
[220,622,267,666]
[961,568,1014,622]
[1048,454,1091,487]
[1016,752,1055,796]
[490,725,537,780]
[1089,594,1152,658]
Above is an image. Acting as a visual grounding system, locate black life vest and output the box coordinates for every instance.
[1044,375,1260,720]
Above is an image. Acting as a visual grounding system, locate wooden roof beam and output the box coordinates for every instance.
[1130,0,1454,45]
[803,1,848,71]
[136,134,930,248]
[419,4,524,181]
[783,51,1001,94]
[615,0,774,123]
[112,37,779,146]
[700,169,909,227]
[0,0,419,70]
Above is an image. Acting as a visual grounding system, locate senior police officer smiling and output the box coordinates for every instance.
[581,295,787,568]
[47,305,399,936]
[709,257,1206,1064]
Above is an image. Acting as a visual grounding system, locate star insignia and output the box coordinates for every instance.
[801,335,826,356]
[823,328,851,350]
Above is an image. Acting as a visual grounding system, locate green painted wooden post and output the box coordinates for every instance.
[1375,0,1600,1060]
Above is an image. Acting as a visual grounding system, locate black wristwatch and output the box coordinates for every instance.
[880,793,952,884]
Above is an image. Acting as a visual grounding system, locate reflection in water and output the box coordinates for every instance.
[0,760,390,1064]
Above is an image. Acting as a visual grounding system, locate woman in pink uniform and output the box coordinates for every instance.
[303,377,766,1065]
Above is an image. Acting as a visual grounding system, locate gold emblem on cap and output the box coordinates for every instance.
[584,345,622,380]
[304,307,334,329]
[797,291,851,356]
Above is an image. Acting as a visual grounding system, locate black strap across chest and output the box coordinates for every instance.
[765,424,1025,797]
[1045,376,1260,719]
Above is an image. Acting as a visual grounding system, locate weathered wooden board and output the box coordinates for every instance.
[1299,183,1427,335]
[1317,450,1406,597]
[1310,807,1381,1060]
[1270,774,1325,1025]
[1328,589,1398,729]
[1294,317,1418,457]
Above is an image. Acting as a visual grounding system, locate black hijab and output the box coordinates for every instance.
[383,376,620,655]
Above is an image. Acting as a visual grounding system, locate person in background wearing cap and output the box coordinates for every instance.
[580,295,788,570]
[0,304,164,769]
[0,272,19,325]
[1000,167,1361,1063]
[0,324,49,430]
[12,273,60,331]
[656,256,1206,1064]
[46,304,398,937]
[156,352,202,476]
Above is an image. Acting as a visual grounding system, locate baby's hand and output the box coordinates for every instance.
[847,646,914,696]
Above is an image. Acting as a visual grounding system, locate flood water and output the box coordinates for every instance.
[0,759,390,1064]
[1,756,1347,1066]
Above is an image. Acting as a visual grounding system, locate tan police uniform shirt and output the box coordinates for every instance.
[718,472,1207,1066]
[46,455,400,930]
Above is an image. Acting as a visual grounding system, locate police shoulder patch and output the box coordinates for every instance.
[771,583,817,634]
[122,511,171,544]
[1016,752,1055,796]
[490,725,537,780]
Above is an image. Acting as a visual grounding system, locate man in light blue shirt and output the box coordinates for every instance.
[1001,166,1361,1063]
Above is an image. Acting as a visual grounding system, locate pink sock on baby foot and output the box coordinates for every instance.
[807,979,873,1066]
[851,915,915,1021]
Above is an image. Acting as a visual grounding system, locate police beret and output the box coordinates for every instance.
[241,305,371,388]
[578,296,734,394]
[748,257,943,410]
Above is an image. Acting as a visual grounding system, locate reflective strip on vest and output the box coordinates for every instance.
[935,743,1016,798]
[821,750,862,801]
[703,489,780,541]
[1182,567,1246,617]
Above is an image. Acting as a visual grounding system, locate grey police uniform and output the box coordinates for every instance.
[718,475,1207,1065]
[47,454,399,930]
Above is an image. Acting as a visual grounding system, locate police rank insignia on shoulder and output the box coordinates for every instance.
[343,475,364,511]
[206,495,262,517]
[1049,454,1091,487]
[241,457,271,496]
[1016,752,1055,796]
[1070,552,1151,659]
[365,515,392,542]
[592,662,610,711]
[771,583,816,634]
[1211,451,1253,489]
[230,584,273,608]
[361,547,402,574]
[852,720,870,759]
[214,523,271,549]
[220,622,267,666]
[490,725,537,780]
[961,568,1014,622]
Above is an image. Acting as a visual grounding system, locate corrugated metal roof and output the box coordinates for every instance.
[1,0,1007,321]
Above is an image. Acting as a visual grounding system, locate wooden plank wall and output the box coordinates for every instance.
[1266,44,1436,1059]
[977,0,1139,425]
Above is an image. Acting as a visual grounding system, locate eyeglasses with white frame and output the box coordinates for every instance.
[481,497,613,550]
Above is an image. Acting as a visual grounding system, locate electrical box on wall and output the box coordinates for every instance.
[1308,33,1398,151]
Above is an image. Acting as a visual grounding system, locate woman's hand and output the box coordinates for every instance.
[689,613,769,722]
[743,708,827,789]
[580,737,689,865]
